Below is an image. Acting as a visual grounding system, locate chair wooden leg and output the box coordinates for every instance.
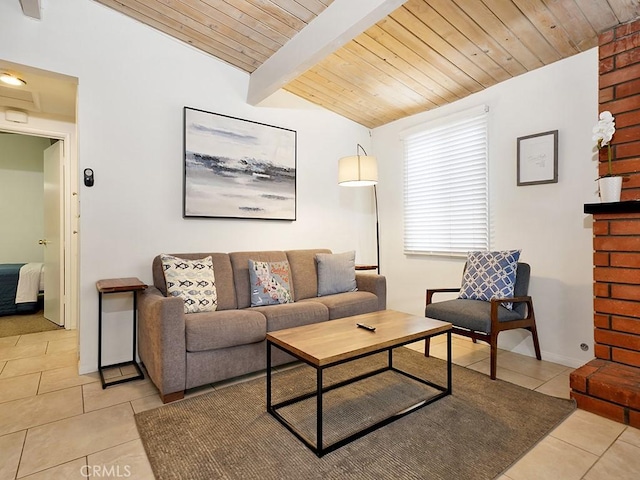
[424,337,431,357]
[490,333,499,380]
[529,325,542,360]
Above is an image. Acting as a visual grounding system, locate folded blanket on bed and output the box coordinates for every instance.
[16,263,44,303]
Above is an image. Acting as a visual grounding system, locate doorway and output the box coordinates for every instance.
[0,135,66,327]
[0,127,78,332]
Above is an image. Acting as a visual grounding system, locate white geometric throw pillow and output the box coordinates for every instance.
[458,250,521,310]
[161,254,217,314]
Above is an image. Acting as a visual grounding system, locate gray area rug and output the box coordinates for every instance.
[135,347,575,480]
[0,310,62,338]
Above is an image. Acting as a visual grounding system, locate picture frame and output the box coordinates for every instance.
[183,107,297,220]
[517,130,558,186]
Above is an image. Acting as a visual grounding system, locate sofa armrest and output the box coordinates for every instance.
[356,274,387,310]
[138,286,186,399]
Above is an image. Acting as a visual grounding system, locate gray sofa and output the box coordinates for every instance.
[138,249,386,402]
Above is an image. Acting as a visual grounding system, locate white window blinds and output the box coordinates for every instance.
[403,107,489,255]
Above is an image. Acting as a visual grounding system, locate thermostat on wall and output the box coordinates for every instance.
[84,168,94,187]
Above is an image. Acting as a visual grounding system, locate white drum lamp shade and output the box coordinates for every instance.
[338,155,378,187]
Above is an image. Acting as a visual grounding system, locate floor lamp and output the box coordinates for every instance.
[338,144,380,274]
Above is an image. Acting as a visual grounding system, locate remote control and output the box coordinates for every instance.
[357,323,376,332]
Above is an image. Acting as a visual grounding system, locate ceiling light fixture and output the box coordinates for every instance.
[0,73,27,87]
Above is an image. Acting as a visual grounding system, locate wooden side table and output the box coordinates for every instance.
[96,277,147,389]
[355,265,378,271]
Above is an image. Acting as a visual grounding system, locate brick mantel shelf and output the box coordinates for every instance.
[584,201,640,215]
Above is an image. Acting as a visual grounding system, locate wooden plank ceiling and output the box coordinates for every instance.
[96,0,640,128]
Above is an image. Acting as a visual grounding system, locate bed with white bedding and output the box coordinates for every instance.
[0,263,44,316]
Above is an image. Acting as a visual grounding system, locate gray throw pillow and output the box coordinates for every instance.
[316,251,357,296]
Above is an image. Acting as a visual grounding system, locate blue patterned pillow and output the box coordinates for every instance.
[249,260,292,306]
[458,250,521,310]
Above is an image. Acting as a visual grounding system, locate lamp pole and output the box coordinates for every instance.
[374,184,380,274]
[358,144,380,274]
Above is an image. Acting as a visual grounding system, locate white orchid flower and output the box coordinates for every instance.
[599,110,613,122]
[593,111,615,148]
[594,111,616,176]
[600,111,614,122]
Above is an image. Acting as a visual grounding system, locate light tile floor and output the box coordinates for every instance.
[1,329,639,479]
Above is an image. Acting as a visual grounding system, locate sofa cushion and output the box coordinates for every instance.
[459,250,521,310]
[186,342,266,390]
[185,309,267,352]
[153,253,237,311]
[249,260,292,306]
[302,291,379,320]
[316,251,357,296]
[255,301,329,332]
[286,249,332,301]
[426,298,522,334]
[161,254,217,314]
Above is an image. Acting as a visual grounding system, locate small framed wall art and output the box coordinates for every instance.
[183,107,297,220]
[516,130,558,186]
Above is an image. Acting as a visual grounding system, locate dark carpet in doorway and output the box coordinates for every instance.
[0,310,62,338]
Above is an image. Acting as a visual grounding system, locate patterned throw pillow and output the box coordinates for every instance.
[161,254,217,314]
[249,260,292,306]
[458,250,521,310]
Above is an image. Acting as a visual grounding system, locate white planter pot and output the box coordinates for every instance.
[598,176,623,203]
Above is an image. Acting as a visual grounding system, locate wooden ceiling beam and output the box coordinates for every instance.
[19,0,41,19]
[247,0,405,106]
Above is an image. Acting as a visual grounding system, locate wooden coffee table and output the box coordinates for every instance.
[266,309,452,457]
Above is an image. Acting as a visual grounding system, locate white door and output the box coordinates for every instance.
[43,141,64,326]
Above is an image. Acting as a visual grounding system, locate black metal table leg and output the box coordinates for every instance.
[447,330,452,394]
[132,292,138,371]
[267,340,272,410]
[317,367,323,455]
[98,291,104,386]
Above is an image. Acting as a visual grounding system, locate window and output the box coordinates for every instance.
[403,106,489,255]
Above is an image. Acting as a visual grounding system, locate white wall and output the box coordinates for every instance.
[373,49,600,368]
[0,133,50,263]
[0,0,372,373]
[0,0,600,372]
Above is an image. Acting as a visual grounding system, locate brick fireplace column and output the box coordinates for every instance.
[597,19,640,197]
[569,18,640,428]
[570,203,640,427]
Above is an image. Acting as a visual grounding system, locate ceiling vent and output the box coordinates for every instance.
[0,85,41,112]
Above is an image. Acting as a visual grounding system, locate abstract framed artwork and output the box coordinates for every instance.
[517,130,558,186]
[183,107,297,220]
